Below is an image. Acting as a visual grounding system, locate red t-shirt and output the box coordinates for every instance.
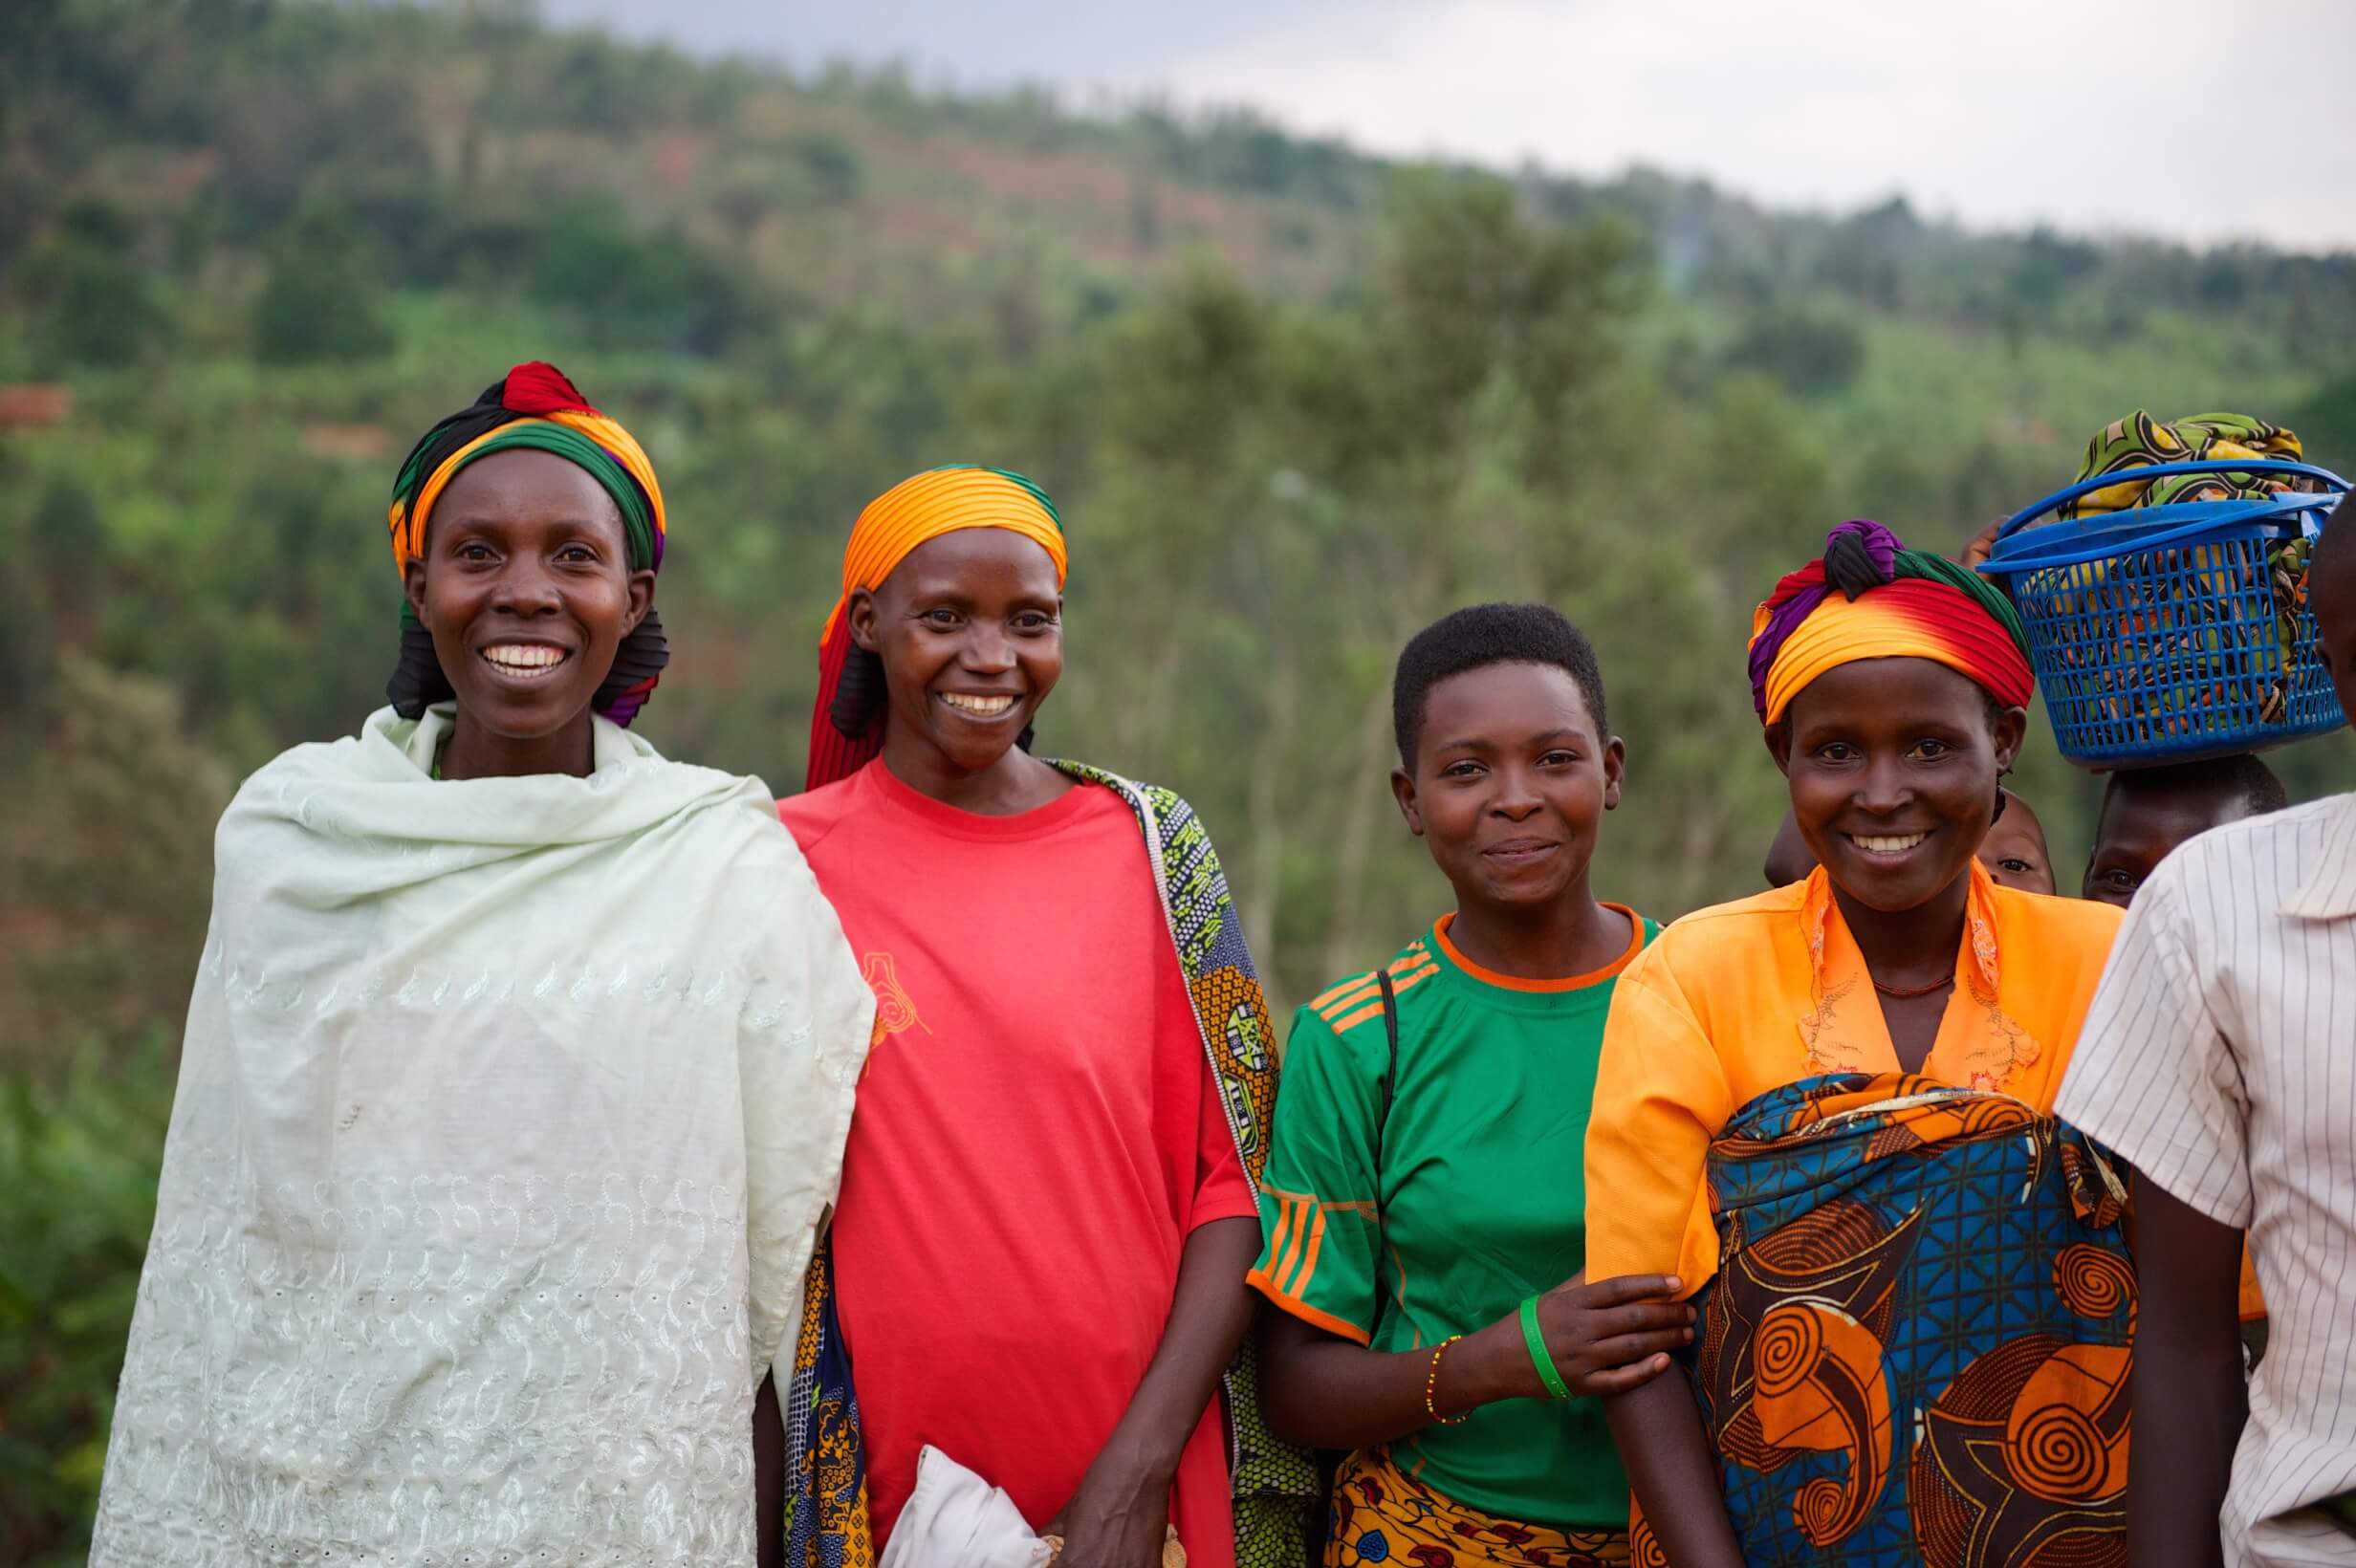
[780,761,1254,1567]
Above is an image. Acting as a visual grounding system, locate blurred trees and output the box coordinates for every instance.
[0,1041,171,1568]
[528,195,754,355]
[0,0,2339,1013]
[15,201,164,368]
[253,201,396,363]
[1723,304,1866,398]
[0,0,2341,1013]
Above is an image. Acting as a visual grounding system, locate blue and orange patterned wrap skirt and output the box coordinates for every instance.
[1630,1072,2134,1568]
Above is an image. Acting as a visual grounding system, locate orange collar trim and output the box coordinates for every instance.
[1432,904,1646,993]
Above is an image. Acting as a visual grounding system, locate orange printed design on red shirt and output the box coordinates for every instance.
[862,951,930,1056]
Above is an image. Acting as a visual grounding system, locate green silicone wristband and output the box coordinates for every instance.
[1519,1295,1572,1400]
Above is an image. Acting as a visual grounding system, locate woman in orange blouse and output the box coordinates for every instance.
[1582,520,2127,1568]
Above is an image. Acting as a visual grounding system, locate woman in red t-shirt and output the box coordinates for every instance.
[776,468,1308,1568]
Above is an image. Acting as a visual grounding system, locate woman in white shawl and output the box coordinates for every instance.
[89,363,873,1568]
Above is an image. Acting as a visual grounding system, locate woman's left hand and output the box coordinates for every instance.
[1042,1446,1172,1568]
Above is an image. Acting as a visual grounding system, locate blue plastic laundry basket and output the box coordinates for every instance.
[1982,457,2348,769]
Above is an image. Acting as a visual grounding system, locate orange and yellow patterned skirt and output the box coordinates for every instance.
[1326,1448,1628,1568]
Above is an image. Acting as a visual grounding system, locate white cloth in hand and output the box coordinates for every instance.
[881,1446,1055,1568]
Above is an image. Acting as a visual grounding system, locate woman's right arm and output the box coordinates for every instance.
[1583,946,1744,1566]
[2119,1177,2243,1568]
[1604,1372,1745,1568]
[1258,1274,1692,1450]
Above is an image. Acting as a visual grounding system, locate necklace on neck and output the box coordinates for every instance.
[1872,971,1954,999]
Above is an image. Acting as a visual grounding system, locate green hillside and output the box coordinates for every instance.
[7,0,2355,1032]
[3,6,2354,1554]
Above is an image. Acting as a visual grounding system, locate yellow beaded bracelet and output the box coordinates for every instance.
[1424,1334,1472,1426]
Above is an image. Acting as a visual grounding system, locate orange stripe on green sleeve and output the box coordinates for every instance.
[1275,1191,1313,1292]
[1310,971,1377,1012]
[1246,1269,1373,1346]
[1287,1205,1330,1299]
[1264,1194,1297,1276]
[1328,963,1438,1032]
[1316,978,1382,1021]
[1313,944,1436,1020]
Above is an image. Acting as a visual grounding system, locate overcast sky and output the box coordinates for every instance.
[541,0,2355,251]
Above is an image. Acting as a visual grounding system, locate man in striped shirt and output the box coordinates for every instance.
[2058,494,2356,1568]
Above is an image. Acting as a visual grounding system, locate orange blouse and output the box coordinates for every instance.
[1583,861,2124,1296]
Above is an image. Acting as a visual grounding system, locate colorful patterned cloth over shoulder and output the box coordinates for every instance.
[1049,761,1316,1568]
[1627,1072,2133,1568]
[784,1249,870,1568]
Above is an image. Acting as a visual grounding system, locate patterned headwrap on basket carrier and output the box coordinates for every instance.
[384,361,670,726]
[2065,411,2325,721]
[2063,411,2317,518]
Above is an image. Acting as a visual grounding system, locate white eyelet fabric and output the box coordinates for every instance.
[90,706,873,1567]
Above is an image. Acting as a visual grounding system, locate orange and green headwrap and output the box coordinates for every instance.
[806,466,1066,789]
[384,362,671,726]
[1748,520,2034,725]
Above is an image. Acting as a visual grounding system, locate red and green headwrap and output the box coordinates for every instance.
[1748,520,2034,725]
[384,362,671,726]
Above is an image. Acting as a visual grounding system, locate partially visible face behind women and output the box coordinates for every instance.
[403,448,652,745]
[1770,657,2026,914]
[2314,516,2356,724]
[1976,791,2055,896]
[852,528,1064,777]
[1394,661,1624,913]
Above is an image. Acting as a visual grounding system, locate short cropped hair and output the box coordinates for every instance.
[2103,752,2289,824]
[1392,602,1608,768]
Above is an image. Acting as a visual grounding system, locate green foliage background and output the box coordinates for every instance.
[3,0,2353,1557]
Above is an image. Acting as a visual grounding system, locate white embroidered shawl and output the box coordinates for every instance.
[90,705,873,1567]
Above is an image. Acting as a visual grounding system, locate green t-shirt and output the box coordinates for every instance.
[1249,907,1658,1532]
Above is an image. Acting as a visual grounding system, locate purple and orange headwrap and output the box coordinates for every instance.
[383,362,671,727]
[1749,520,2034,725]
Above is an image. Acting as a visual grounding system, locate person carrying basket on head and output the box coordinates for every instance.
[1975,410,2348,767]
[2056,490,2356,1568]
[1987,411,2351,1390]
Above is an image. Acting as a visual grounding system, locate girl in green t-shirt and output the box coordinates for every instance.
[1248,603,1692,1568]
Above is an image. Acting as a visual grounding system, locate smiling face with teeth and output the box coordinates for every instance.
[850,528,1068,811]
[403,449,654,780]
[1768,656,2025,921]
